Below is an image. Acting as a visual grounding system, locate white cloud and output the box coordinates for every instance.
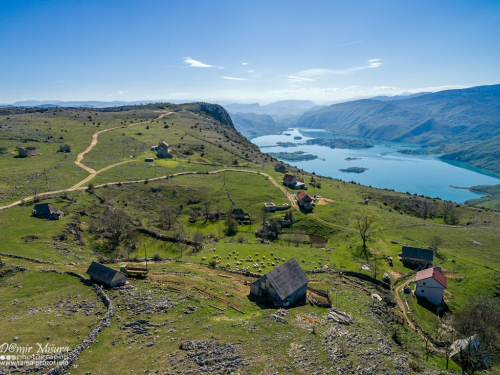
[287,75,315,82]
[118,90,129,95]
[296,59,382,78]
[242,62,249,65]
[247,70,254,73]
[222,76,248,81]
[374,86,397,90]
[184,57,213,68]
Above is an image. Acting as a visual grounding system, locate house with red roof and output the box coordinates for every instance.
[414,267,447,306]
[282,174,307,190]
[297,190,315,210]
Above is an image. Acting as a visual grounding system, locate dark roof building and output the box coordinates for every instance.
[32,203,64,220]
[401,246,434,264]
[274,163,287,173]
[250,258,309,306]
[86,261,127,288]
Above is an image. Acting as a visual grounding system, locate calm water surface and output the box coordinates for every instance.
[253,129,500,203]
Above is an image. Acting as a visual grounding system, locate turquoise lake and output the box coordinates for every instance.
[252,129,500,203]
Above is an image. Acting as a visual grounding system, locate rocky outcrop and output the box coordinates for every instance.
[198,103,234,127]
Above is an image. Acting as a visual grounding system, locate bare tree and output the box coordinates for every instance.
[203,200,211,222]
[98,208,134,251]
[159,205,177,229]
[429,235,444,254]
[189,207,201,223]
[452,297,500,374]
[291,228,307,248]
[259,206,269,226]
[172,221,185,238]
[419,199,436,220]
[192,230,205,252]
[351,208,383,258]
[442,201,460,225]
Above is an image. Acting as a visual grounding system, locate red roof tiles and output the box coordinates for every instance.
[416,267,447,288]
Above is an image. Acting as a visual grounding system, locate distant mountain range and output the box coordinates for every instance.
[296,84,500,146]
[0,99,192,108]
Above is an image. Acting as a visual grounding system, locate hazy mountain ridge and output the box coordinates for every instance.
[297,84,500,147]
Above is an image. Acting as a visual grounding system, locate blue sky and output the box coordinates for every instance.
[1,0,499,104]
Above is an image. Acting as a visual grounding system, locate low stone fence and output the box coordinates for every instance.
[34,269,115,375]
[0,252,54,264]
[0,263,29,276]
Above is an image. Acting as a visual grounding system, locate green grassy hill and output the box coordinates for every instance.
[0,103,499,374]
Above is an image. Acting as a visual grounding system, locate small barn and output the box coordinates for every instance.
[414,267,447,305]
[232,208,246,220]
[157,140,173,158]
[32,203,64,220]
[17,146,37,157]
[264,202,276,212]
[274,163,287,173]
[250,258,309,306]
[401,246,434,266]
[86,261,127,288]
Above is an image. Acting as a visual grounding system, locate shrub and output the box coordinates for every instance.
[153,253,162,261]
[208,259,217,268]
[391,330,402,346]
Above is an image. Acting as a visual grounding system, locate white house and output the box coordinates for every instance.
[414,267,447,306]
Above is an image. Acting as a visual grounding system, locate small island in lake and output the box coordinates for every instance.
[339,167,368,173]
[305,138,373,149]
[276,142,298,147]
[268,151,317,161]
[397,149,432,155]
[345,157,361,161]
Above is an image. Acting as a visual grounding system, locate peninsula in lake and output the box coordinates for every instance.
[305,138,374,149]
[268,151,318,161]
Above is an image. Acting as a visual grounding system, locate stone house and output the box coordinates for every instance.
[86,261,127,288]
[157,141,172,158]
[32,203,64,220]
[414,267,447,305]
[297,190,315,210]
[17,146,37,157]
[250,258,309,306]
[274,163,287,173]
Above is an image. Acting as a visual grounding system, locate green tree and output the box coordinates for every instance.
[351,208,383,258]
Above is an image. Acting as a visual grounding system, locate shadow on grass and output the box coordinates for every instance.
[415,294,449,317]
[246,294,308,310]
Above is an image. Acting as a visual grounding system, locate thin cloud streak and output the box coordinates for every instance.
[287,75,315,82]
[222,76,248,81]
[335,40,363,47]
[297,60,382,77]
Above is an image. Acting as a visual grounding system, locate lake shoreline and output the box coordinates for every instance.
[254,128,500,203]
